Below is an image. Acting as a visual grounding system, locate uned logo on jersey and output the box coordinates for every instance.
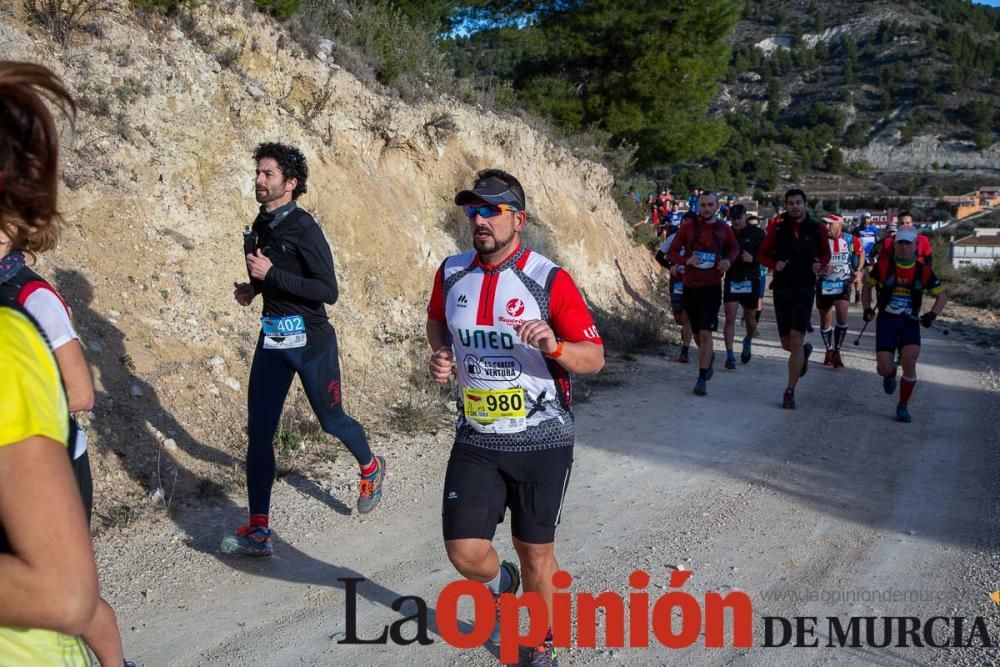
[506,298,525,317]
[583,325,600,340]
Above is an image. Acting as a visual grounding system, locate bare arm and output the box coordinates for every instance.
[427,318,450,352]
[53,340,95,413]
[515,320,605,375]
[862,282,875,312]
[0,437,98,635]
[551,340,605,374]
[427,318,454,384]
[928,292,948,316]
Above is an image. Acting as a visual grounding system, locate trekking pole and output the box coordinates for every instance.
[911,313,951,336]
[853,318,872,346]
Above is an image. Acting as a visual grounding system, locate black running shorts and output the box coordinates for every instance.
[682,284,722,334]
[669,281,685,314]
[442,442,573,545]
[875,313,921,353]
[773,287,814,338]
[71,449,93,524]
[723,277,760,310]
[815,280,851,312]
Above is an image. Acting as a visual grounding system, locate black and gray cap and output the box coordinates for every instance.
[454,170,526,211]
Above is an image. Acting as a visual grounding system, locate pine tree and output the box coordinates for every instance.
[452,0,742,166]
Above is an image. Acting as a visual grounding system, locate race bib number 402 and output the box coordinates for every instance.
[463,387,526,434]
[261,315,307,349]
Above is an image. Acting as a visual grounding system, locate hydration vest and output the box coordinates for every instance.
[875,258,933,316]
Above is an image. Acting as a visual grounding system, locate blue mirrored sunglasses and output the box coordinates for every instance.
[464,204,514,219]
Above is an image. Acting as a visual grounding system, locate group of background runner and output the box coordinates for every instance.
[633,186,742,239]
[652,188,947,422]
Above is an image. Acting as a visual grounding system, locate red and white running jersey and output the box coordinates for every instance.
[428,245,601,433]
[823,234,853,281]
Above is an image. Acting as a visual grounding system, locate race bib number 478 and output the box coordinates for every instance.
[692,250,717,269]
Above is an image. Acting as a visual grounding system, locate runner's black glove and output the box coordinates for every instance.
[863,308,876,322]
[920,311,937,328]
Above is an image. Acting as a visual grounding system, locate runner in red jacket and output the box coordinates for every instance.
[667,192,739,396]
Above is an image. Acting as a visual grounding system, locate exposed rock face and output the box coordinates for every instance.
[846,136,1000,171]
[1,1,657,510]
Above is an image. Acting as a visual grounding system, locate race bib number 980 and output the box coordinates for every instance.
[463,387,527,434]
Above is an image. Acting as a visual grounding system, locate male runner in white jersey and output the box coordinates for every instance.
[427,169,604,666]
[816,214,858,369]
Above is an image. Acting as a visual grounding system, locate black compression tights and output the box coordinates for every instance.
[245,330,372,515]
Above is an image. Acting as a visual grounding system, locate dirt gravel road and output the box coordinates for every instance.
[98,306,1000,666]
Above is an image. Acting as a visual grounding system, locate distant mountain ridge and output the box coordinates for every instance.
[718,0,999,178]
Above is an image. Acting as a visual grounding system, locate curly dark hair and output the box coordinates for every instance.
[0,61,76,257]
[253,142,308,199]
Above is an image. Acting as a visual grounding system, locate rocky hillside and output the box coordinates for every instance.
[721,0,1000,174]
[0,2,657,522]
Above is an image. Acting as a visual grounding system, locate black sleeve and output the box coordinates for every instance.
[742,228,765,261]
[264,221,339,304]
[654,250,671,269]
[248,220,264,294]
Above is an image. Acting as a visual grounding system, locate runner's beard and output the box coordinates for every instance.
[474,227,517,256]
[255,183,284,204]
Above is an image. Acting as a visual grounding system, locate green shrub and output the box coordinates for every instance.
[99,504,135,531]
[129,0,197,13]
[592,304,671,355]
[948,263,1000,311]
[631,221,659,252]
[254,0,302,21]
[26,0,113,45]
[290,0,449,101]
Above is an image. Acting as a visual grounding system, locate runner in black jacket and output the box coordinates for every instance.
[757,188,830,409]
[722,204,766,368]
[223,143,386,557]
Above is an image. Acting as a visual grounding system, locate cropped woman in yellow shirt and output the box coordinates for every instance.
[0,61,122,666]
[0,306,97,666]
